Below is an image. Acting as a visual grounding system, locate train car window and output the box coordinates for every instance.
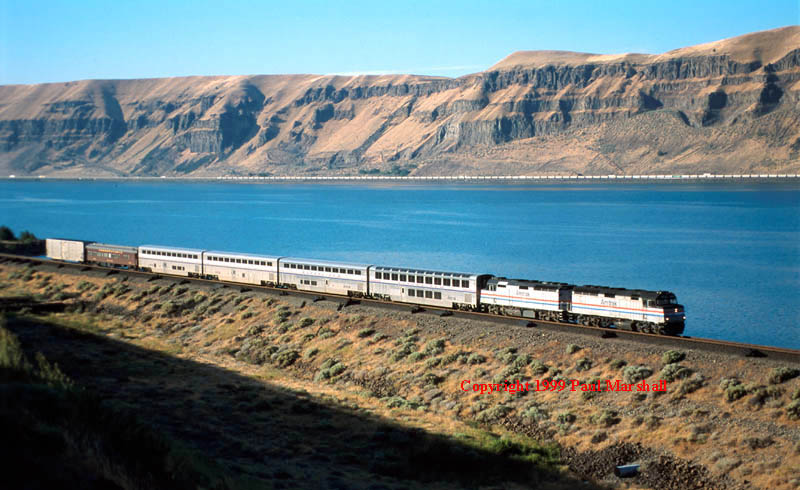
[303,265,309,270]
[443,278,450,286]
[434,277,441,285]
[519,286,528,290]
[355,270,361,275]
[391,273,398,281]
[267,261,272,266]
[631,296,639,300]
[425,291,433,298]
[462,280,470,288]
[434,292,442,299]
[399,274,406,282]
[324,267,331,272]
[604,293,615,298]
[407,275,414,282]
[425,277,432,284]
[346,269,353,275]
[416,276,423,283]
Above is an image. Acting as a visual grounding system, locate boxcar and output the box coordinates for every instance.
[45,238,88,262]
[278,257,369,296]
[203,250,281,286]
[138,245,204,277]
[85,243,138,268]
[370,265,489,310]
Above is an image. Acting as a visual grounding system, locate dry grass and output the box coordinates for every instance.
[2,261,799,489]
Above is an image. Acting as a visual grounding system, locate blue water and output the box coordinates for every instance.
[1,180,798,348]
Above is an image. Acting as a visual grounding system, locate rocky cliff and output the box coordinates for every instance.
[1,26,798,177]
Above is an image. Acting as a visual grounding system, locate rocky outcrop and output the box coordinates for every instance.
[0,26,798,177]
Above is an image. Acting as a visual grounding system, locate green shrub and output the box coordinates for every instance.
[660,363,693,382]
[768,367,800,385]
[467,353,486,365]
[530,360,549,376]
[241,310,254,319]
[475,405,512,423]
[723,383,749,402]
[749,386,784,408]
[557,411,576,424]
[422,373,444,386]
[609,359,627,370]
[423,339,446,357]
[678,373,706,395]
[498,347,517,364]
[575,358,593,372]
[357,328,375,338]
[303,347,319,359]
[0,225,15,240]
[522,404,549,422]
[645,415,661,429]
[76,281,95,292]
[424,357,441,369]
[384,396,421,410]
[591,410,620,427]
[274,349,299,368]
[623,365,653,384]
[566,344,581,354]
[408,352,426,362]
[787,399,800,420]
[662,350,686,365]
[512,354,532,369]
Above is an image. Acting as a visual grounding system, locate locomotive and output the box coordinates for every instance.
[45,238,685,335]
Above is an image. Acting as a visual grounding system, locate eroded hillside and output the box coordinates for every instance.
[1,26,798,177]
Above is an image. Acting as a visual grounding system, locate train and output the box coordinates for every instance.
[45,238,686,335]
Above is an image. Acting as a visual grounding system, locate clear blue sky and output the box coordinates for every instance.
[0,0,797,85]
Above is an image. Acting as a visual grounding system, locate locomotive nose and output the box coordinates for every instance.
[666,304,686,321]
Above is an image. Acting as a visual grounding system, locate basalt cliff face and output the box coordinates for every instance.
[1,26,799,177]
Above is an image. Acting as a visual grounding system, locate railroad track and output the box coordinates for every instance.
[2,252,799,363]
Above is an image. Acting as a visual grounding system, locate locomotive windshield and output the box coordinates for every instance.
[655,293,678,306]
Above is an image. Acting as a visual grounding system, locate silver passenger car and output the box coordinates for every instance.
[203,250,281,286]
[278,257,369,296]
[138,245,204,277]
[370,265,489,309]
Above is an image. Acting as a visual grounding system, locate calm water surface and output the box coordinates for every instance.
[1,180,798,348]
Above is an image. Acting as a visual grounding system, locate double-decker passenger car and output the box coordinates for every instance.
[203,250,281,286]
[85,243,138,269]
[370,265,489,310]
[138,245,204,277]
[278,257,369,296]
[480,277,571,321]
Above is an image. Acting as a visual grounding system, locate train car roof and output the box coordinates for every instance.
[573,285,672,299]
[280,257,370,269]
[86,243,138,252]
[373,265,483,278]
[488,277,571,290]
[204,250,282,260]
[139,245,205,253]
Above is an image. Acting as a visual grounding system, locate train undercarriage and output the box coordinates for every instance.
[482,304,683,336]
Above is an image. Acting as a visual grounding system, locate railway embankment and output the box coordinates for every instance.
[1,258,798,489]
